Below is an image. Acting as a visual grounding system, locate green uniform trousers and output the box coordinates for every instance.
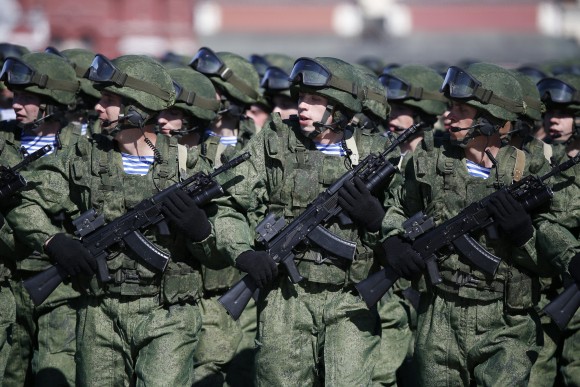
[193,295,256,386]
[255,278,380,387]
[561,310,580,386]
[372,289,413,386]
[3,280,77,387]
[415,290,541,386]
[0,282,15,385]
[75,294,201,387]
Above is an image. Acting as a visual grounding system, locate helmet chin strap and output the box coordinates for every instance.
[305,103,335,139]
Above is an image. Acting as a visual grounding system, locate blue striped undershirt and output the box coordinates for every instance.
[466,159,491,179]
[205,130,238,147]
[20,134,56,155]
[121,153,154,175]
[313,141,346,157]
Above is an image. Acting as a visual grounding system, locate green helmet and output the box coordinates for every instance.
[382,64,447,117]
[262,53,295,74]
[1,52,79,106]
[168,67,220,121]
[289,57,362,114]
[510,70,545,122]
[441,63,524,122]
[537,74,580,113]
[90,54,175,113]
[60,48,101,100]
[353,64,390,120]
[190,47,260,106]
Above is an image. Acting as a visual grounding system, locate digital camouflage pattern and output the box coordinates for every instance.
[212,112,400,385]
[382,137,552,385]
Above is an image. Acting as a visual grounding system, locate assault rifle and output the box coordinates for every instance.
[0,145,52,200]
[218,123,425,320]
[356,154,580,308]
[23,152,250,306]
[543,281,580,330]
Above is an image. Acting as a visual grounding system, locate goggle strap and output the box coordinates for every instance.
[29,73,80,93]
[473,88,525,114]
[327,76,358,96]
[219,69,259,101]
[522,96,545,113]
[363,87,388,105]
[178,89,220,110]
[121,76,172,102]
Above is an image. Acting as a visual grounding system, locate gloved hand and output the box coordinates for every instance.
[338,176,385,232]
[486,190,533,247]
[569,253,580,286]
[44,233,97,277]
[162,189,211,242]
[380,235,425,280]
[235,250,278,289]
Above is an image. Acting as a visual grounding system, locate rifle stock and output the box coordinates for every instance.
[356,154,580,308]
[23,152,250,306]
[218,123,426,320]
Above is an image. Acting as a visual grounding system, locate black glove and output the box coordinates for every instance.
[338,176,385,232]
[486,190,533,247]
[162,189,211,242]
[235,250,278,289]
[380,235,425,280]
[569,253,580,286]
[44,233,97,277]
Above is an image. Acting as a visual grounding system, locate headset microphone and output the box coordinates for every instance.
[450,123,482,133]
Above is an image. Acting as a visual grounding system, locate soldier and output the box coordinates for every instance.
[190,47,263,166]
[0,43,29,122]
[380,63,551,385]
[258,54,298,121]
[4,54,220,385]
[535,73,580,385]
[0,51,86,386]
[157,66,220,148]
[376,64,447,386]
[379,64,448,169]
[189,48,264,386]
[212,56,400,385]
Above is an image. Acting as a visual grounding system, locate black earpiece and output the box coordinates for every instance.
[475,117,498,136]
[120,105,150,128]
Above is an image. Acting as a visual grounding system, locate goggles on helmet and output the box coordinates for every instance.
[189,47,259,100]
[440,66,524,113]
[516,66,547,84]
[249,54,270,77]
[173,81,220,111]
[260,66,291,91]
[288,58,359,96]
[88,54,172,102]
[379,73,447,102]
[537,78,580,104]
[0,57,79,93]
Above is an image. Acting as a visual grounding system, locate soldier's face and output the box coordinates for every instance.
[95,91,122,129]
[447,101,478,141]
[389,103,414,133]
[12,90,41,124]
[544,108,574,143]
[246,104,270,130]
[272,95,298,120]
[297,92,331,135]
[157,108,185,136]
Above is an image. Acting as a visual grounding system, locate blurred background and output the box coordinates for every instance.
[2,0,580,68]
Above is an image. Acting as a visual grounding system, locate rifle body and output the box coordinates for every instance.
[218,124,423,320]
[0,145,52,200]
[23,152,250,306]
[356,155,580,308]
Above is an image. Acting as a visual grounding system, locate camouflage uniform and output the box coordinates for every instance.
[0,52,87,386]
[5,54,218,386]
[190,48,263,386]
[213,66,400,386]
[381,63,551,385]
